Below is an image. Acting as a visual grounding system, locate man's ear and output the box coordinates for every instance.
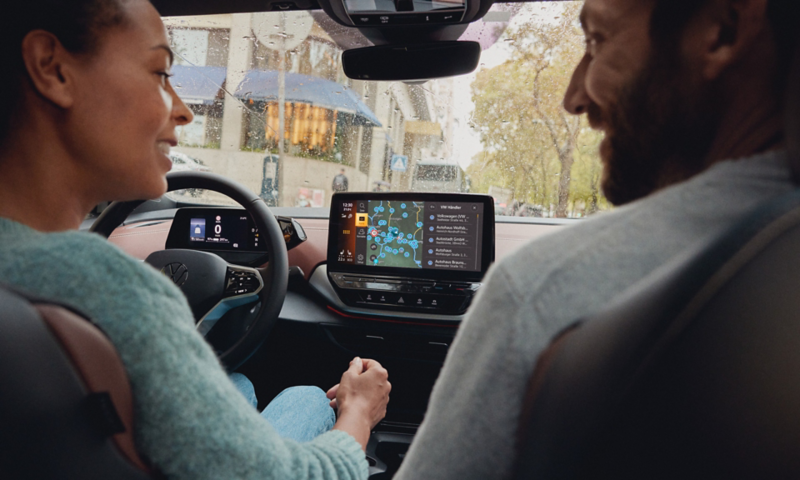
[20,30,77,109]
[697,0,771,80]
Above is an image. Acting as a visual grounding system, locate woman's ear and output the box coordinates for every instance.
[20,30,76,109]
[697,0,771,81]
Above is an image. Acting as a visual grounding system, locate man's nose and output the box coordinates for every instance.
[564,54,591,115]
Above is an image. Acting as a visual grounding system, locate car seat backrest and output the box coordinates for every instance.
[515,192,800,479]
[0,286,156,480]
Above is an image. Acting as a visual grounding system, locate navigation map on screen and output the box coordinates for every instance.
[365,200,424,268]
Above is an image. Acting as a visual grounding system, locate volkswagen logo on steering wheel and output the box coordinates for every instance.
[161,263,189,287]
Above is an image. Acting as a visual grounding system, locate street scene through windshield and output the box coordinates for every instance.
[165,2,607,218]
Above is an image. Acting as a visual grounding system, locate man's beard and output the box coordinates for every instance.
[592,50,724,206]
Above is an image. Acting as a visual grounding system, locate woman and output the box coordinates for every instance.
[0,0,390,478]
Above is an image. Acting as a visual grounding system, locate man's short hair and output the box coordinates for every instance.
[648,0,798,95]
[650,0,798,59]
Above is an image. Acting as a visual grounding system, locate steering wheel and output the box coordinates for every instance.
[90,171,289,370]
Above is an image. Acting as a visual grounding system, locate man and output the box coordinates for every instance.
[333,168,349,192]
[395,0,798,478]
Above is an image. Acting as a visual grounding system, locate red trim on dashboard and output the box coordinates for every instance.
[325,306,460,328]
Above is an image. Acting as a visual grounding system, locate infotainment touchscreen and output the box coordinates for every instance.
[328,193,495,280]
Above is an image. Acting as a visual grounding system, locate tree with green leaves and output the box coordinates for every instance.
[469,3,607,217]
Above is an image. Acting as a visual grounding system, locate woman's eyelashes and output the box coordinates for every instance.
[156,71,174,87]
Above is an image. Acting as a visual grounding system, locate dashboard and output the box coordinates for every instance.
[160,194,495,318]
[108,203,562,323]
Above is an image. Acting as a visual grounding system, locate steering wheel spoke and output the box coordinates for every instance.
[195,265,264,335]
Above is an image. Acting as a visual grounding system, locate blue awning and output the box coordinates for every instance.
[171,65,227,105]
[233,70,382,127]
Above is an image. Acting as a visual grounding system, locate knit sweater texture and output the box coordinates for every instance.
[0,218,367,480]
[395,150,794,480]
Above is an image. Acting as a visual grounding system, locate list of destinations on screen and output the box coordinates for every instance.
[336,199,484,272]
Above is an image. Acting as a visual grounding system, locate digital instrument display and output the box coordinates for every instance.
[328,193,495,281]
[187,214,255,250]
[166,208,263,253]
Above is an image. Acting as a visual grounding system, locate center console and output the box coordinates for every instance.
[327,193,495,316]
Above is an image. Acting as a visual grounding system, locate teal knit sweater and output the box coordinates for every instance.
[0,218,367,479]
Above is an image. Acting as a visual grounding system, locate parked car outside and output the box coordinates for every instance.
[169,151,211,173]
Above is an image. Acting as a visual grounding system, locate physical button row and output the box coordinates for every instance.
[356,292,464,310]
[351,11,462,26]
[332,273,478,293]
[224,269,260,297]
[334,274,431,285]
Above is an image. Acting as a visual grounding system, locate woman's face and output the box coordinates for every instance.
[65,0,192,202]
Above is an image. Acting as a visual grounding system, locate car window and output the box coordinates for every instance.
[163,1,607,219]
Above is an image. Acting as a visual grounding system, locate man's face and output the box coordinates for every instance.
[565,0,722,205]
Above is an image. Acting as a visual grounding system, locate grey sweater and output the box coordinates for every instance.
[395,151,794,479]
[0,219,367,479]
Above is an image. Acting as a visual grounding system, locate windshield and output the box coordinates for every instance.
[163,1,607,219]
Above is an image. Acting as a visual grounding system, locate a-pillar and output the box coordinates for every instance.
[220,14,255,152]
[367,82,393,188]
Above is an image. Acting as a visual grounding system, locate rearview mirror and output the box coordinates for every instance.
[342,41,481,82]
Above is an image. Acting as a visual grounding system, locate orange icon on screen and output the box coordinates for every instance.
[355,213,368,227]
